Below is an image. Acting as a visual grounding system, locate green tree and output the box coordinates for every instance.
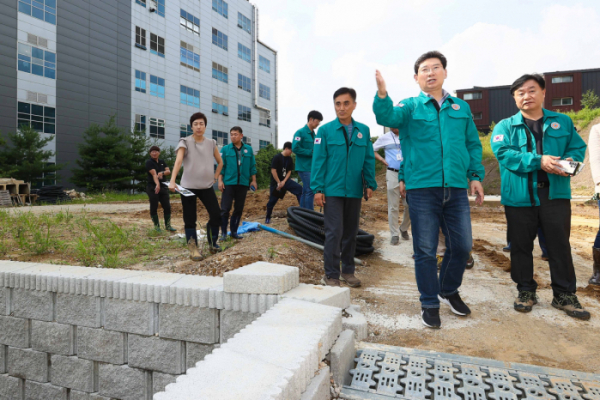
[0,126,61,184]
[71,117,138,192]
[254,144,279,189]
[128,129,153,192]
[581,89,599,110]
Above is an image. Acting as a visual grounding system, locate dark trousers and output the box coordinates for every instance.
[505,187,576,296]
[266,180,303,218]
[146,185,171,215]
[220,185,249,235]
[323,197,362,279]
[181,188,221,245]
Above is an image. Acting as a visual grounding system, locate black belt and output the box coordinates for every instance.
[387,168,399,172]
[537,182,549,188]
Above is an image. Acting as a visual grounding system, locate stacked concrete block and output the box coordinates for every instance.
[300,366,331,400]
[50,355,96,392]
[104,298,157,336]
[281,283,351,309]
[55,293,102,327]
[158,304,218,344]
[186,343,216,369]
[330,330,356,386]
[11,288,54,321]
[0,287,7,315]
[0,374,23,398]
[77,327,127,364]
[342,305,368,341]
[0,345,5,374]
[70,390,113,400]
[8,347,49,382]
[128,334,186,375]
[219,310,260,344]
[152,372,180,395]
[25,380,68,400]
[98,364,150,400]
[223,262,299,294]
[31,321,75,355]
[0,315,30,348]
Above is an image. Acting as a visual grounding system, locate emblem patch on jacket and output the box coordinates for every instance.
[452,104,460,110]
[551,122,560,130]
[244,149,248,153]
[493,134,504,142]
[357,133,363,139]
[294,137,301,141]
[314,138,322,144]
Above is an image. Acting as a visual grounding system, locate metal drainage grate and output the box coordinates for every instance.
[341,346,600,400]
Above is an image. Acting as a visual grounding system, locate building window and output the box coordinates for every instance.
[259,84,271,100]
[18,101,55,134]
[19,0,56,25]
[135,27,146,49]
[238,43,251,63]
[552,97,574,106]
[150,118,165,139]
[36,162,56,188]
[212,130,229,146]
[242,136,252,145]
[259,56,270,73]
[150,75,165,98]
[150,34,165,57]
[18,43,56,79]
[180,9,200,34]
[238,74,251,93]
[212,0,228,18]
[155,0,165,17]
[259,110,271,127]
[212,96,229,115]
[463,92,482,100]
[259,140,270,150]
[212,28,228,51]
[238,105,251,122]
[552,76,573,84]
[212,62,228,83]
[135,70,146,93]
[180,124,192,138]
[238,12,251,33]
[472,112,482,120]
[180,85,200,107]
[136,0,146,7]
[135,114,146,132]
[180,41,200,71]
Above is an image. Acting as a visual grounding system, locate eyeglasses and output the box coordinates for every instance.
[419,66,442,74]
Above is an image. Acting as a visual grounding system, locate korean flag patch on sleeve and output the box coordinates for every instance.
[493,134,504,142]
[314,138,322,144]
[294,136,301,141]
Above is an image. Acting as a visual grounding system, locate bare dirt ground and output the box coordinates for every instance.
[5,176,600,374]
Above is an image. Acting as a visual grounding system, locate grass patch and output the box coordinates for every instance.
[480,136,495,161]
[562,108,600,130]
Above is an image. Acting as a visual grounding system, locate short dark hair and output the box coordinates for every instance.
[190,112,207,126]
[230,126,243,135]
[307,110,323,122]
[510,74,546,96]
[149,145,160,153]
[283,141,292,150]
[414,51,447,74]
[333,87,356,101]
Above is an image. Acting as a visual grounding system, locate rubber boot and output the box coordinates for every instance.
[150,214,161,232]
[590,247,600,285]
[220,214,229,241]
[265,208,273,224]
[230,215,243,239]
[185,229,201,261]
[207,223,221,252]
[164,213,177,232]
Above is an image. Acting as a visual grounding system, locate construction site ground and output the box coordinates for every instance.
[3,178,600,375]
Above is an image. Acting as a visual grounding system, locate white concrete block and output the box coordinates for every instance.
[154,348,293,400]
[281,284,351,309]
[223,262,299,294]
[7,263,80,291]
[77,269,145,297]
[167,276,222,307]
[342,306,368,341]
[0,261,38,287]
[300,366,331,400]
[208,285,223,309]
[112,272,185,303]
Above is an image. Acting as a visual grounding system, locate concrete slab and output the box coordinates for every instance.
[167,276,222,307]
[281,283,351,309]
[0,261,38,287]
[330,330,355,386]
[223,262,299,294]
[111,272,185,303]
[343,306,368,341]
[6,263,81,291]
[78,269,145,298]
[300,366,331,400]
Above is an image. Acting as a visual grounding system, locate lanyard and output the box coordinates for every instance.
[390,132,400,151]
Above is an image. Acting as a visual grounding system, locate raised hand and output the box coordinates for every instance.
[376,70,387,99]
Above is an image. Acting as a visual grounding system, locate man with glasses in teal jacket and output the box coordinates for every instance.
[373,51,485,329]
[292,110,323,210]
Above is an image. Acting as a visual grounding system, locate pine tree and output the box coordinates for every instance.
[0,126,61,184]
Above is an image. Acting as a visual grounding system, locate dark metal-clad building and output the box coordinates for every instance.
[457,68,600,132]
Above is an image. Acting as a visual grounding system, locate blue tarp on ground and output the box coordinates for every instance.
[229,221,260,235]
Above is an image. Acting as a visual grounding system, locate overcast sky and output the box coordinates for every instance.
[253,0,600,143]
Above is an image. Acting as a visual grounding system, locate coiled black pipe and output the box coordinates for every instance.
[286,206,375,256]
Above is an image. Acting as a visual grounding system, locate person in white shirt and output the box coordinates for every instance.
[588,123,600,285]
[373,127,410,245]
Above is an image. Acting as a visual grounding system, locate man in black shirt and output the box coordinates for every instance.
[265,142,303,224]
[145,146,176,232]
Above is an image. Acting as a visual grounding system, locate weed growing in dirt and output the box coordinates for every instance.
[563,108,600,130]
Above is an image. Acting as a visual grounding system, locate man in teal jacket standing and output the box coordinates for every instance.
[491,74,589,320]
[292,110,323,210]
[373,51,485,329]
[312,87,377,288]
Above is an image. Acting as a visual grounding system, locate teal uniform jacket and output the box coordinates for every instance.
[310,118,377,198]
[490,110,586,207]
[291,124,315,172]
[373,92,485,190]
[220,142,257,186]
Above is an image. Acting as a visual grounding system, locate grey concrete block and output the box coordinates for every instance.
[0,345,4,374]
[186,342,215,369]
[301,366,331,400]
[342,306,367,341]
[152,372,179,395]
[11,289,53,321]
[0,373,24,399]
[282,284,351,309]
[31,321,75,355]
[0,316,30,348]
[330,330,355,387]
[70,391,112,400]
[98,364,150,400]
[24,380,67,400]
[104,298,156,335]
[50,355,95,392]
[77,327,127,364]
[219,310,259,344]
[0,288,7,316]
[128,334,185,374]
[223,262,299,294]
[8,347,48,383]
[159,304,218,344]
[55,293,102,328]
